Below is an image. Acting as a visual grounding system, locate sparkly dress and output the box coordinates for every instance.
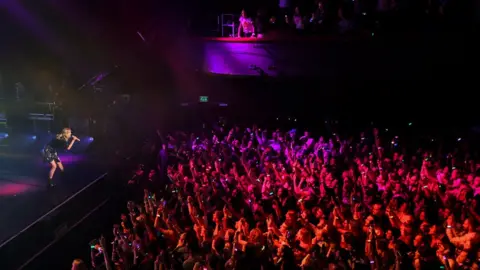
[42,138,68,163]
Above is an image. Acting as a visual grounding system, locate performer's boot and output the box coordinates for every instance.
[47,177,55,188]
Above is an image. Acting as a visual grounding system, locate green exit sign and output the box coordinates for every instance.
[199,96,209,102]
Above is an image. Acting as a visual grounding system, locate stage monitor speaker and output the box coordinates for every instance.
[28,113,53,133]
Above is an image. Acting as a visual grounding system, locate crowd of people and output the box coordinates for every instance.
[236,0,465,37]
[76,123,480,270]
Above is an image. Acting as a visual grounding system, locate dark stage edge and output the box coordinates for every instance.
[0,151,108,247]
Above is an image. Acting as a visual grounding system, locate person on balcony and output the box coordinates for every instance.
[238,9,255,37]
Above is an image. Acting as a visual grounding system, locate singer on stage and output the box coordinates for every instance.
[42,128,80,187]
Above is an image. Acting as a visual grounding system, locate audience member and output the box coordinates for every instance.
[233,0,467,37]
[238,10,255,37]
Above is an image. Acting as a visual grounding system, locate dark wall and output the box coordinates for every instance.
[0,0,478,138]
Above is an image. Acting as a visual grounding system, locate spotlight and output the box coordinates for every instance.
[32,135,37,140]
[88,137,94,142]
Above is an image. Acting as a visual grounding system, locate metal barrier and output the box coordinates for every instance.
[0,172,110,270]
[221,14,236,37]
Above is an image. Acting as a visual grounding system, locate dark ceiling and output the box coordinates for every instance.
[0,0,195,93]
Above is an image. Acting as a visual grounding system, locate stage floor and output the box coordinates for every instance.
[0,150,108,246]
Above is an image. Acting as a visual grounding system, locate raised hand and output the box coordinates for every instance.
[99,235,107,248]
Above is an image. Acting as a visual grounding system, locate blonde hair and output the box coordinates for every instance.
[297,228,312,243]
[72,259,87,270]
[249,228,263,244]
[56,128,71,141]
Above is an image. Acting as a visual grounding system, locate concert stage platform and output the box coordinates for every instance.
[199,32,374,77]
[196,31,454,80]
[0,132,110,270]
